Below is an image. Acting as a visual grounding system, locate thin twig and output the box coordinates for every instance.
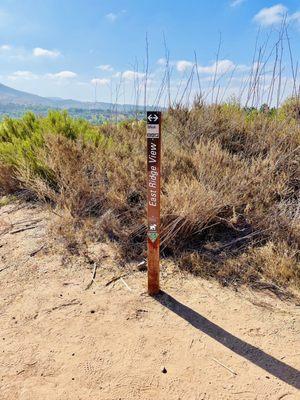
[30,244,45,257]
[47,299,81,312]
[10,225,38,234]
[85,262,99,290]
[212,358,237,375]
[105,273,130,287]
[120,277,132,291]
[0,265,11,273]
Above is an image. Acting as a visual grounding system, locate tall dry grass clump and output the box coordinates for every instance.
[0,106,299,294]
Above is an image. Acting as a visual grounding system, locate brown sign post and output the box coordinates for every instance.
[147,111,161,295]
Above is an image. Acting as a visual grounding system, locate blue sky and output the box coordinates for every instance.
[0,0,300,105]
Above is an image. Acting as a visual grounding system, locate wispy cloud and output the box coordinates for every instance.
[176,60,193,72]
[122,70,146,80]
[198,59,236,74]
[0,48,27,61]
[6,69,80,84]
[175,59,237,74]
[0,44,11,51]
[253,4,300,26]
[105,10,126,23]
[47,71,77,79]
[0,45,60,60]
[91,78,110,85]
[33,47,61,58]
[7,70,38,81]
[230,0,246,8]
[105,12,118,22]
[290,11,300,23]
[97,64,113,71]
[157,58,167,66]
[254,4,287,26]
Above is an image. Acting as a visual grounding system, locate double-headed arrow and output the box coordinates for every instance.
[147,113,159,123]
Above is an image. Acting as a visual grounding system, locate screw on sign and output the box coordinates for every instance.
[147,111,161,295]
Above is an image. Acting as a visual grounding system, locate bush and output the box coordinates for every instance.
[0,108,299,292]
[279,97,300,121]
[0,111,108,194]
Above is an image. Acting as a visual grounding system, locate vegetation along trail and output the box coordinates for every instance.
[0,104,299,398]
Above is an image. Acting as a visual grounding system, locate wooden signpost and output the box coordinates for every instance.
[147,111,161,295]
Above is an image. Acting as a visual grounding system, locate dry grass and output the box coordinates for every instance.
[0,105,299,294]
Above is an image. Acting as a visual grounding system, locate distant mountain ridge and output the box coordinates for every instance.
[0,83,140,111]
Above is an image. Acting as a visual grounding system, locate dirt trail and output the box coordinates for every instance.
[0,203,299,400]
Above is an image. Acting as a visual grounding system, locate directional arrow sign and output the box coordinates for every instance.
[147,113,159,124]
[147,111,161,295]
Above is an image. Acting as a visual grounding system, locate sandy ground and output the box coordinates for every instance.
[0,202,299,400]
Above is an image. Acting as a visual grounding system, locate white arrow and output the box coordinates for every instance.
[148,114,158,122]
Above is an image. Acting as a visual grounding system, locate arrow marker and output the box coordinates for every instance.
[147,114,159,122]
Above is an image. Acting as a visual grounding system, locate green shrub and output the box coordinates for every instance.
[0,110,109,192]
[0,107,299,292]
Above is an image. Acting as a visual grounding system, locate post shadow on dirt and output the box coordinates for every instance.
[154,291,300,390]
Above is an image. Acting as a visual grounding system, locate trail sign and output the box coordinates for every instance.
[147,111,161,295]
[147,113,159,123]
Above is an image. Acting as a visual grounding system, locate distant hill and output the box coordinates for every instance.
[0,83,55,107]
[0,83,141,112]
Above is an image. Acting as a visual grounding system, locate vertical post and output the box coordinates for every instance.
[147,111,161,295]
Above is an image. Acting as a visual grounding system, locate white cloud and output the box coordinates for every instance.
[230,0,246,7]
[122,70,146,80]
[254,4,300,27]
[91,78,110,85]
[290,11,300,23]
[47,71,77,79]
[8,70,38,80]
[0,44,11,51]
[198,59,236,74]
[97,64,113,71]
[235,64,250,72]
[0,45,28,60]
[106,12,118,22]
[253,4,287,26]
[157,57,167,66]
[176,60,193,72]
[33,47,61,58]
[105,10,126,22]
